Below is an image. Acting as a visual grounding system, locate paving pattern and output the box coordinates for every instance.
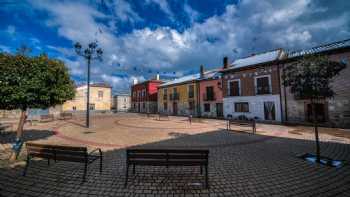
[1,114,350,196]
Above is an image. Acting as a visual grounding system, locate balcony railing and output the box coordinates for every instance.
[203,93,216,101]
[255,86,271,95]
[188,92,194,99]
[169,93,180,101]
[163,94,167,100]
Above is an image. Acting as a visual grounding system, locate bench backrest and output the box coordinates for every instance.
[60,112,73,118]
[127,149,209,163]
[229,119,255,125]
[40,114,54,120]
[26,142,87,162]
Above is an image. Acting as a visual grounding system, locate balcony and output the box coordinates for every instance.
[188,92,194,99]
[203,93,216,101]
[169,93,180,101]
[163,94,168,100]
[255,86,271,95]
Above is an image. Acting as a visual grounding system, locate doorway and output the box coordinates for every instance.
[264,101,276,120]
[216,103,223,117]
[173,102,178,115]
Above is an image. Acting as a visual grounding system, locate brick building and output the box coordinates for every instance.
[131,77,162,113]
[280,39,350,128]
[221,49,286,122]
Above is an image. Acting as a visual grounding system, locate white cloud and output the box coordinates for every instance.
[113,0,142,23]
[145,0,174,19]
[6,25,16,35]
[29,0,350,92]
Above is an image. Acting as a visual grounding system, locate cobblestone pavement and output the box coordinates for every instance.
[1,113,350,196]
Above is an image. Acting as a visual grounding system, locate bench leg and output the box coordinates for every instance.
[205,165,209,189]
[47,159,50,166]
[22,156,30,176]
[124,164,129,188]
[200,166,203,174]
[99,150,103,174]
[83,162,88,182]
[132,164,135,174]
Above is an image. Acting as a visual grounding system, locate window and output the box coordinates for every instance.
[142,102,145,109]
[72,106,76,111]
[229,80,240,96]
[205,86,214,101]
[163,89,168,100]
[234,102,249,112]
[89,103,95,110]
[256,76,271,95]
[264,102,276,120]
[164,102,168,110]
[188,85,194,98]
[204,103,210,112]
[98,91,103,98]
[133,103,136,109]
[189,101,194,110]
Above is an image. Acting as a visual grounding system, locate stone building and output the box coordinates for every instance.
[280,39,350,128]
[62,83,112,112]
[113,94,131,112]
[221,49,286,122]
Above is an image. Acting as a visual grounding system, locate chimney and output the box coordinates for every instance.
[223,57,229,69]
[200,65,204,78]
[133,78,138,85]
[156,74,160,80]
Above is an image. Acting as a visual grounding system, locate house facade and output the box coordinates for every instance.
[280,39,350,128]
[222,49,285,122]
[131,78,162,113]
[113,94,131,112]
[62,83,112,112]
[158,74,200,116]
[198,66,224,118]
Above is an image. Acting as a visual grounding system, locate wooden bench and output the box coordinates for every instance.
[158,113,169,120]
[59,112,73,120]
[0,123,12,135]
[23,143,102,181]
[40,114,54,122]
[227,119,256,134]
[125,149,209,188]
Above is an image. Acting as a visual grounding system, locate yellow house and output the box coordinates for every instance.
[158,74,200,116]
[62,83,112,111]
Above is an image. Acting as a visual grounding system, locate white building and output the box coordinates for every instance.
[113,94,131,112]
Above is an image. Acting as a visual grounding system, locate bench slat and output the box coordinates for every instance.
[127,149,208,154]
[128,153,207,160]
[26,143,87,151]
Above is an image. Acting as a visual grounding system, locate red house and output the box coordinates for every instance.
[131,77,163,113]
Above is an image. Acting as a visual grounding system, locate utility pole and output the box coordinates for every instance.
[74,41,103,128]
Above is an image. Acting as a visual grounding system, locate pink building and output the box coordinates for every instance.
[198,65,224,118]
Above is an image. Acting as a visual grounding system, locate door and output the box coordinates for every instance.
[264,102,276,120]
[216,103,223,117]
[306,103,326,122]
[173,102,178,115]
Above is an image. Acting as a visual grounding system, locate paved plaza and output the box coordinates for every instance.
[0,113,350,196]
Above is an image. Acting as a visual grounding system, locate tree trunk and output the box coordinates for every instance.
[10,110,27,161]
[312,102,321,163]
[16,110,27,139]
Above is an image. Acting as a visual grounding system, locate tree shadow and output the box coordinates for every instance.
[0,129,54,144]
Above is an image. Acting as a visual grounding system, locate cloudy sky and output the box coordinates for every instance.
[0,0,349,93]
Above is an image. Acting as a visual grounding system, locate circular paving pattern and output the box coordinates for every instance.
[1,114,350,196]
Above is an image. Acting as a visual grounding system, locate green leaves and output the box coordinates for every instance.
[0,52,75,111]
[283,54,346,100]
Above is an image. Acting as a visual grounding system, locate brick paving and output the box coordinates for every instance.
[1,113,350,196]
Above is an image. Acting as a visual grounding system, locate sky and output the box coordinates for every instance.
[0,0,350,93]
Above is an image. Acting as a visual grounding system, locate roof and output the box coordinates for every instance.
[223,49,284,71]
[159,73,200,87]
[197,69,222,81]
[288,38,350,58]
[77,83,112,89]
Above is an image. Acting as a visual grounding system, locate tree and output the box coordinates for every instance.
[283,54,346,162]
[0,52,75,156]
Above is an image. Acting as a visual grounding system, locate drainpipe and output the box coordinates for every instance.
[197,81,201,117]
[277,63,284,123]
[281,64,289,123]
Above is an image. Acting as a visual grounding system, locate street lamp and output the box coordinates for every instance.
[74,41,103,128]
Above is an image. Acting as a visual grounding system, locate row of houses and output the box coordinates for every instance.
[131,39,350,128]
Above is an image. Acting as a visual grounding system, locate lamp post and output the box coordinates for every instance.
[74,41,103,128]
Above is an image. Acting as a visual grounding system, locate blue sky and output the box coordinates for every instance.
[1,0,350,93]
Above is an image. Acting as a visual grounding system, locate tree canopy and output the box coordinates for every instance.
[0,53,75,111]
[283,54,346,100]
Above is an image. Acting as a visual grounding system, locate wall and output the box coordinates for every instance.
[223,95,282,121]
[199,78,223,117]
[158,82,198,116]
[62,86,112,111]
[113,95,131,112]
[280,51,350,128]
